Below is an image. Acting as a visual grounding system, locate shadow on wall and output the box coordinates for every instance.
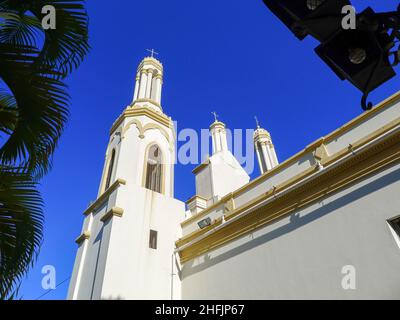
[182,166,400,278]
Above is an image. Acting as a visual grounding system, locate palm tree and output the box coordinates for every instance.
[0,0,89,299]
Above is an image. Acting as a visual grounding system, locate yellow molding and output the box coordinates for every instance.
[192,159,210,175]
[178,132,400,263]
[176,217,223,248]
[181,191,242,227]
[138,57,163,71]
[110,106,172,135]
[210,121,226,129]
[181,116,400,228]
[322,117,400,167]
[325,90,400,141]
[133,98,162,109]
[75,231,90,245]
[230,93,400,198]
[84,179,126,216]
[185,195,208,205]
[100,207,124,223]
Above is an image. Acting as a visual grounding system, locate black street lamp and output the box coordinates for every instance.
[263,0,400,110]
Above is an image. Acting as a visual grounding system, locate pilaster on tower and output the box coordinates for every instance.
[253,120,279,174]
[210,120,229,154]
[131,56,164,113]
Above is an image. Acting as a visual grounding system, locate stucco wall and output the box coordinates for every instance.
[181,163,400,299]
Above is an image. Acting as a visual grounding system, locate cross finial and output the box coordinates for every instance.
[146,48,159,58]
[255,116,260,129]
[211,111,219,122]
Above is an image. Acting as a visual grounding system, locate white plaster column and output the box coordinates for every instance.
[133,73,140,102]
[211,133,217,154]
[138,70,148,99]
[254,126,279,174]
[261,142,273,171]
[145,69,154,99]
[255,146,266,174]
[268,143,279,167]
[155,75,162,104]
[220,130,228,151]
[210,122,228,155]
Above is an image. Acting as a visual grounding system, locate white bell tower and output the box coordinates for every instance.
[68,55,185,300]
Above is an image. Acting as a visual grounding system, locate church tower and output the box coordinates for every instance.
[253,119,279,174]
[67,55,185,300]
[187,117,250,215]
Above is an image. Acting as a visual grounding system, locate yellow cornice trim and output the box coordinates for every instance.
[84,179,126,216]
[138,58,163,71]
[133,98,162,109]
[325,90,400,141]
[185,195,208,205]
[178,130,400,263]
[210,121,226,129]
[180,116,400,228]
[100,207,124,223]
[228,96,400,198]
[177,217,223,248]
[192,159,210,175]
[110,107,171,135]
[181,190,237,227]
[75,231,90,245]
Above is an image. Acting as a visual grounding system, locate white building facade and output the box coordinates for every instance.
[68,56,400,300]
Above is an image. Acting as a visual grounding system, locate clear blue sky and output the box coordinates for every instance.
[19,0,399,299]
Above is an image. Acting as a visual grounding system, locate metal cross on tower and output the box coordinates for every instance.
[146,48,159,58]
[211,111,219,122]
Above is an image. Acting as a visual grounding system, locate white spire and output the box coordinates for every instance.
[132,54,164,112]
[253,119,279,174]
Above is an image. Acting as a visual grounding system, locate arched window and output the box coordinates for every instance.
[145,145,163,193]
[105,149,116,190]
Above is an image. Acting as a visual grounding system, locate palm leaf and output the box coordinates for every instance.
[0,12,42,47]
[0,0,90,76]
[0,89,17,135]
[0,43,69,178]
[0,166,43,300]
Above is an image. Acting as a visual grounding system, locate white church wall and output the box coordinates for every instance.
[100,184,185,299]
[181,162,400,299]
[209,151,250,200]
[73,202,109,299]
[195,166,213,200]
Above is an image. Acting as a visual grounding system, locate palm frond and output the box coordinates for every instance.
[0,166,43,300]
[0,0,90,76]
[0,12,42,47]
[0,89,17,135]
[0,43,69,178]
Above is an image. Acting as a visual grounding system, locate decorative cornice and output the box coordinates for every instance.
[181,116,400,229]
[137,57,163,72]
[133,98,162,109]
[192,159,210,175]
[230,93,400,199]
[110,106,171,135]
[177,128,400,263]
[83,179,126,216]
[210,121,226,130]
[100,207,124,223]
[75,231,90,245]
[185,195,208,205]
